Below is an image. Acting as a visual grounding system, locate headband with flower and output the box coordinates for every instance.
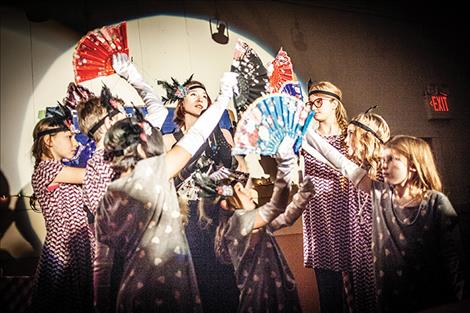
[157,74,207,104]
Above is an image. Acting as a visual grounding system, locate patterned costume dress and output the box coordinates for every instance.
[225,209,302,313]
[30,160,94,313]
[94,155,202,313]
[301,134,352,311]
[348,185,376,313]
[302,135,351,271]
[371,182,464,313]
[83,149,115,216]
[173,125,240,313]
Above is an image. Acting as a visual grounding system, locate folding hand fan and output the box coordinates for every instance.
[73,21,129,83]
[232,94,314,156]
[280,80,305,101]
[269,48,294,93]
[230,39,269,115]
[62,82,96,109]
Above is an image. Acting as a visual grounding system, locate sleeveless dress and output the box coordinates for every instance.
[173,125,240,313]
[30,160,94,313]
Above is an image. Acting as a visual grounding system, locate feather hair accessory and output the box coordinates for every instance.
[62,82,96,109]
[194,167,250,199]
[157,74,194,104]
[34,103,74,140]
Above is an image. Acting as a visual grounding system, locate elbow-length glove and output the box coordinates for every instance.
[112,53,168,129]
[177,72,238,156]
[304,128,367,186]
[257,136,298,223]
[270,175,315,231]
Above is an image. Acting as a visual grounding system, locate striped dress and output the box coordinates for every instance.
[301,135,352,272]
[30,160,94,313]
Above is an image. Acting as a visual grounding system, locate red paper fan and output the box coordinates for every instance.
[269,47,293,93]
[73,21,129,83]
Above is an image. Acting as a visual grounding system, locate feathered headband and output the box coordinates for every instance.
[103,106,156,160]
[194,167,250,200]
[157,74,206,104]
[87,83,125,138]
[62,82,96,109]
[34,103,74,141]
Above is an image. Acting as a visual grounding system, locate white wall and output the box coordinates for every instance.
[0,9,290,258]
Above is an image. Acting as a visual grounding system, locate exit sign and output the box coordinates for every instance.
[424,84,451,120]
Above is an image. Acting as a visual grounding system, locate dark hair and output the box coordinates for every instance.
[173,81,212,129]
[104,117,164,174]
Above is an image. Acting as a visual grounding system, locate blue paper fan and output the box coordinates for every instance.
[233,93,314,156]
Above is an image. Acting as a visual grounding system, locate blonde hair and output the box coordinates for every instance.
[76,97,108,142]
[386,135,442,197]
[309,81,348,136]
[349,113,390,179]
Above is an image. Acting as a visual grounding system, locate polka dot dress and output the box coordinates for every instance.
[94,155,202,313]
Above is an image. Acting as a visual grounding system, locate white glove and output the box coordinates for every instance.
[304,128,367,186]
[274,135,298,184]
[257,136,298,223]
[177,72,238,156]
[218,71,239,100]
[112,53,168,129]
[270,175,315,231]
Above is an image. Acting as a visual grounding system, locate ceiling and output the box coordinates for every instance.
[3,0,467,36]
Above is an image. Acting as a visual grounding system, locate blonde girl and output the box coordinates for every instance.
[301,80,351,312]
[344,112,390,313]
[305,131,464,313]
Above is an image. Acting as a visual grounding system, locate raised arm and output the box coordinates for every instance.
[269,175,315,231]
[112,53,168,129]
[164,72,238,179]
[303,127,371,193]
[253,137,298,229]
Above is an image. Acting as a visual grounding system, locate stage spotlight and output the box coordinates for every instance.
[209,18,229,44]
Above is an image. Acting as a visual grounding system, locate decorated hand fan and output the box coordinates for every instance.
[268,47,294,93]
[73,21,129,83]
[280,80,305,101]
[233,94,314,156]
[230,39,269,115]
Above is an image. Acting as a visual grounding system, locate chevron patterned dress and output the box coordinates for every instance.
[30,160,94,313]
[301,135,352,271]
[349,186,376,313]
[83,149,115,215]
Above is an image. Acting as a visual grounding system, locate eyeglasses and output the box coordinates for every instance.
[308,97,332,108]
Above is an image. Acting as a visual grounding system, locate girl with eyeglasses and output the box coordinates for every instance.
[301,81,352,313]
